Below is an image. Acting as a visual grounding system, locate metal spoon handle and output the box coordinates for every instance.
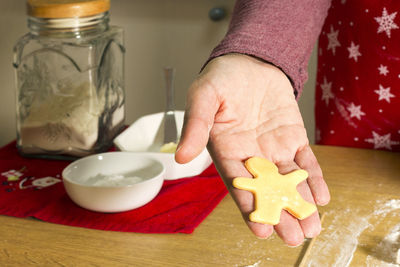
[164,67,175,112]
[163,67,177,144]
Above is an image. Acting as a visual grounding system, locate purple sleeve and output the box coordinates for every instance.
[208,0,331,97]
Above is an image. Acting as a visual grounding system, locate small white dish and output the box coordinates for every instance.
[62,152,165,213]
[113,111,212,180]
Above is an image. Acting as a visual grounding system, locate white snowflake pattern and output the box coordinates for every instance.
[365,131,400,150]
[347,42,361,62]
[347,103,366,120]
[327,26,341,55]
[374,84,395,103]
[378,64,389,76]
[320,77,334,106]
[335,99,357,128]
[375,7,399,38]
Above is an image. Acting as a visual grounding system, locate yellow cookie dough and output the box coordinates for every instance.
[160,142,178,153]
[233,157,316,225]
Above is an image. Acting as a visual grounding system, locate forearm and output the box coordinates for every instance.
[209,0,331,97]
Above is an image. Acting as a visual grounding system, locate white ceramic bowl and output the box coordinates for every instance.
[62,152,165,213]
[113,111,212,180]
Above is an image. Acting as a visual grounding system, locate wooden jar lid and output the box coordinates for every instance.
[27,0,110,18]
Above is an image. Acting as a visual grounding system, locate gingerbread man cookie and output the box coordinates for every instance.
[233,157,316,225]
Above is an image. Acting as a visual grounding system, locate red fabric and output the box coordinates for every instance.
[0,141,227,233]
[316,1,400,151]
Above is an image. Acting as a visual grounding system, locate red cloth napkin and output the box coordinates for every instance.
[0,141,227,233]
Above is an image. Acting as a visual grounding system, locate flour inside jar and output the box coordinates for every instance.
[19,82,105,155]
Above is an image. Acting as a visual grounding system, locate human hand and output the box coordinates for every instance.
[175,54,330,246]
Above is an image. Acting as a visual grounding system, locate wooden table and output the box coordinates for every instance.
[1,145,400,266]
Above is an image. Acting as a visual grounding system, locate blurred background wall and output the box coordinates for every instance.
[0,0,317,147]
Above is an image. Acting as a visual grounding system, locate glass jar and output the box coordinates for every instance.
[13,0,125,158]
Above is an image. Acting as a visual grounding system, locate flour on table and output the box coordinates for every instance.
[374,199,400,216]
[366,223,400,267]
[244,260,261,267]
[304,199,400,267]
[306,208,370,267]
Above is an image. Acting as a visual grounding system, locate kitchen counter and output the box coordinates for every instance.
[1,145,399,266]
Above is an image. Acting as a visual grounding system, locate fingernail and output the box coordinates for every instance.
[286,239,305,247]
[176,143,182,153]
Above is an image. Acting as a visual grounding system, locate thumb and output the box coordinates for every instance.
[175,82,219,164]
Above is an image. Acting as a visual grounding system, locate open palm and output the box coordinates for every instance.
[175,54,330,246]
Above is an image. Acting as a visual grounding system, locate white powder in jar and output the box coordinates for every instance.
[19,82,115,156]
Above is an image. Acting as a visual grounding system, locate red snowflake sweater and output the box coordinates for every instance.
[209,0,400,152]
